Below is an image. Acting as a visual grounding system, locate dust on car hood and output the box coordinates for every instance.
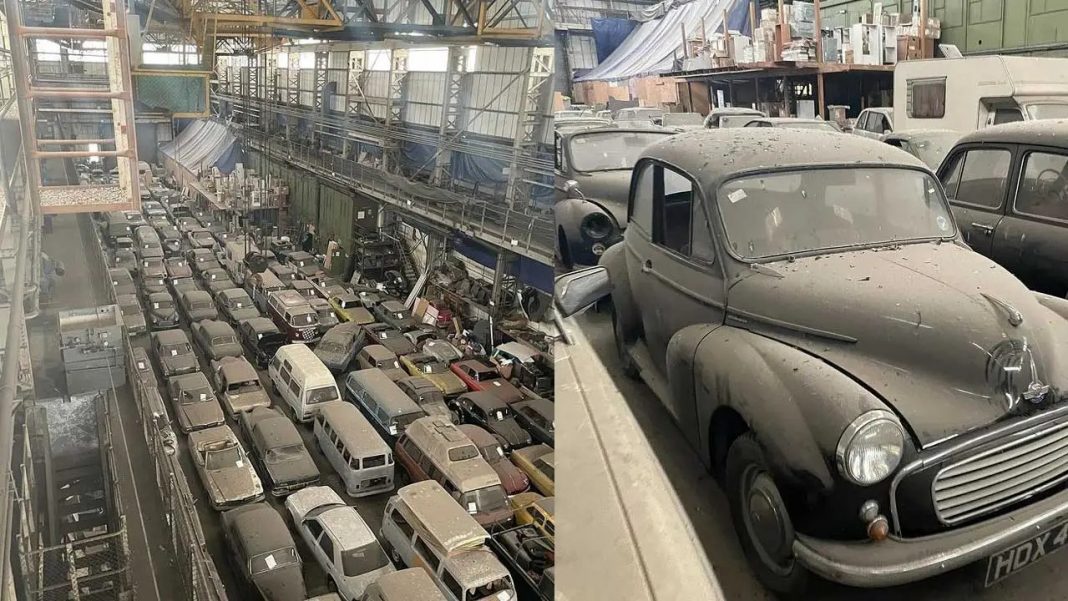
[728,242,1068,446]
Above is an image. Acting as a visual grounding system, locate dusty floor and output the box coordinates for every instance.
[576,307,1068,601]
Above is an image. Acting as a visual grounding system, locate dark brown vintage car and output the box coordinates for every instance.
[937,120,1068,297]
[220,502,306,601]
[558,128,1068,594]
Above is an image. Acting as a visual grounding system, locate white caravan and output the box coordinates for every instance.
[893,56,1068,133]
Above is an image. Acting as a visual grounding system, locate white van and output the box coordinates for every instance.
[313,402,394,497]
[893,56,1068,133]
[268,344,340,422]
[380,481,517,601]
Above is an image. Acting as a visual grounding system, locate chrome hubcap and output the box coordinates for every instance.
[742,467,794,576]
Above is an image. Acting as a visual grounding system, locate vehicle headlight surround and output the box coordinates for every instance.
[835,410,905,486]
[580,212,614,241]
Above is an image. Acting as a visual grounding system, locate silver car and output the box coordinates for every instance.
[314,322,363,373]
[193,319,243,360]
[209,356,270,415]
[179,290,219,323]
[152,329,198,377]
[216,288,260,324]
[189,425,264,510]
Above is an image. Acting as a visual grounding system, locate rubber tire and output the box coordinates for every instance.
[725,433,810,597]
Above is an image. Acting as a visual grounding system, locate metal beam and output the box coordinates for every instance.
[431,46,466,185]
[382,47,407,174]
[504,46,552,208]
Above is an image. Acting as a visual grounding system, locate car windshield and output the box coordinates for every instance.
[181,386,212,404]
[306,386,338,404]
[467,578,513,598]
[341,542,389,577]
[289,313,318,326]
[164,343,190,356]
[191,300,213,310]
[205,444,242,469]
[265,444,305,464]
[448,444,480,462]
[249,547,299,575]
[568,131,673,172]
[339,299,355,308]
[1025,104,1068,120]
[211,336,237,346]
[227,380,259,394]
[459,485,508,513]
[717,167,955,260]
[318,341,345,353]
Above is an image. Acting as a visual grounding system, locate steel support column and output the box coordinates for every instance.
[431,46,467,186]
[382,48,408,174]
[504,46,552,209]
[312,50,328,147]
[344,50,368,160]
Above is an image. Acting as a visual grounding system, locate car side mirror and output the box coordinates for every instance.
[554,266,611,318]
[563,180,585,199]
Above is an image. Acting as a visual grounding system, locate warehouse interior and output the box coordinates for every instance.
[0,0,556,597]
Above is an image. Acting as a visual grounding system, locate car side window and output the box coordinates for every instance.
[954,149,1011,209]
[870,113,888,133]
[305,519,323,539]
[442,571,464,599]
[392,508,415,538]
[650,164,712,261]
[318,532,335,562]
[629,162,654,233]
[413,538,440,572]
[1015,151,1068,222]
[856,112,871,131]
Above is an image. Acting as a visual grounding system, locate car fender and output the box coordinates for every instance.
[1035,291,1068,321]
[680,326,891,491]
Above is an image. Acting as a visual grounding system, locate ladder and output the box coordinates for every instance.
[6,0,141,214]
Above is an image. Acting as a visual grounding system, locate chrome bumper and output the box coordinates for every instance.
[793,485,1068,587]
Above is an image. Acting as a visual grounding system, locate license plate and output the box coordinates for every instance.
[985,520,1068,586]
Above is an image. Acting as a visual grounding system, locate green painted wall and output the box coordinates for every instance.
[820,0,1068,54]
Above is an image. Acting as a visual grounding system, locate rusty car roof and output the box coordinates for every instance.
[954,118,1068,146]
[642,128,926,191]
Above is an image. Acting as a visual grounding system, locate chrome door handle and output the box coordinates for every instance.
[641,259,653,273]
[971,222,995,235]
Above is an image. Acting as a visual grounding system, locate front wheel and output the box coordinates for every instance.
[725,433,810,597]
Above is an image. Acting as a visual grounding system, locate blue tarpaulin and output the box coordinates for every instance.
[591,18,639,63]
[451,235,553,293]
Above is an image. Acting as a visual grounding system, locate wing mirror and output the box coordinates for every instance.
[563,180,585,199]
[554,266,611,318]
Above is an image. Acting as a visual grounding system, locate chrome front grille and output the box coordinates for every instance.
[933,421,1068,524]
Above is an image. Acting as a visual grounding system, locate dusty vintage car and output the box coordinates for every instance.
[400,353,467,397]
[365,323,416,357]
[187,248,222,275]
[202,268,238,296]
[151,329,198,377]
[703,106,765,129]
[210,356,271,415]
[510,398,554,447]
[170,276,201,295]
[511,444,553,497]
[220,503,307,601]
[138,257,169,293]
[356,345,408,382]
[937,120,1068,297]
[111,247,137,272]
[449,360,524,404]
[373,300,417,332]
[216,287,260,324]
[144,291,180,330]
[164,256,193,280]
[116,293,147,334]
[284,250,323,278]
[422,339,464,364]
[459,424,530,495]
[238,317,287,369]
[108,268,137,297]
[189,424,264,509]
[178,289,220,323]
[192,319,243,360]
[881,129,960,170]
[239,407,320,496]
[166,372,226,432]
[268,261,298,284]
[743,117,842,132]
[285,487,395,599]
[314,322,364,373]
[329,292,375,325]
[157,225,182,255]
[396,375,455,422]
[560,127,1068,593]
[309,297,340,335]
[554,128,675,268]
[453,392,532,451]
[187,227,216,250]
[661,112,705,132]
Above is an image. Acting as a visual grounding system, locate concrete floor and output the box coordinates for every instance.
[34,214,391,600]
[575,308,1068,601]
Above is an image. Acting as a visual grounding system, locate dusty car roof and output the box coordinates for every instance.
[217,356,256,381]
[319,506,376,549]
[199,320,234,336]
[645,128,925,191]
[397,481,487,553]
[219,288,250,299]
[954,118,1068,146]
[244,317,280,333]
[457,424,497,447]
[155,329,189,343]
[225,503,293,553]
[446,548,508,585]
[255,414,303,447]
[514,397,553,418]
[463,391,508,411]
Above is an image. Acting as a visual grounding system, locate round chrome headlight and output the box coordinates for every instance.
[835,410,904,486]
[581,213,614,240]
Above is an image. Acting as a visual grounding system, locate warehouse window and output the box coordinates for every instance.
[907,78,946,119]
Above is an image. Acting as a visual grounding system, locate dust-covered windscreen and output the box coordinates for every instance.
[717,168,955,260]
[568,131,673,172]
